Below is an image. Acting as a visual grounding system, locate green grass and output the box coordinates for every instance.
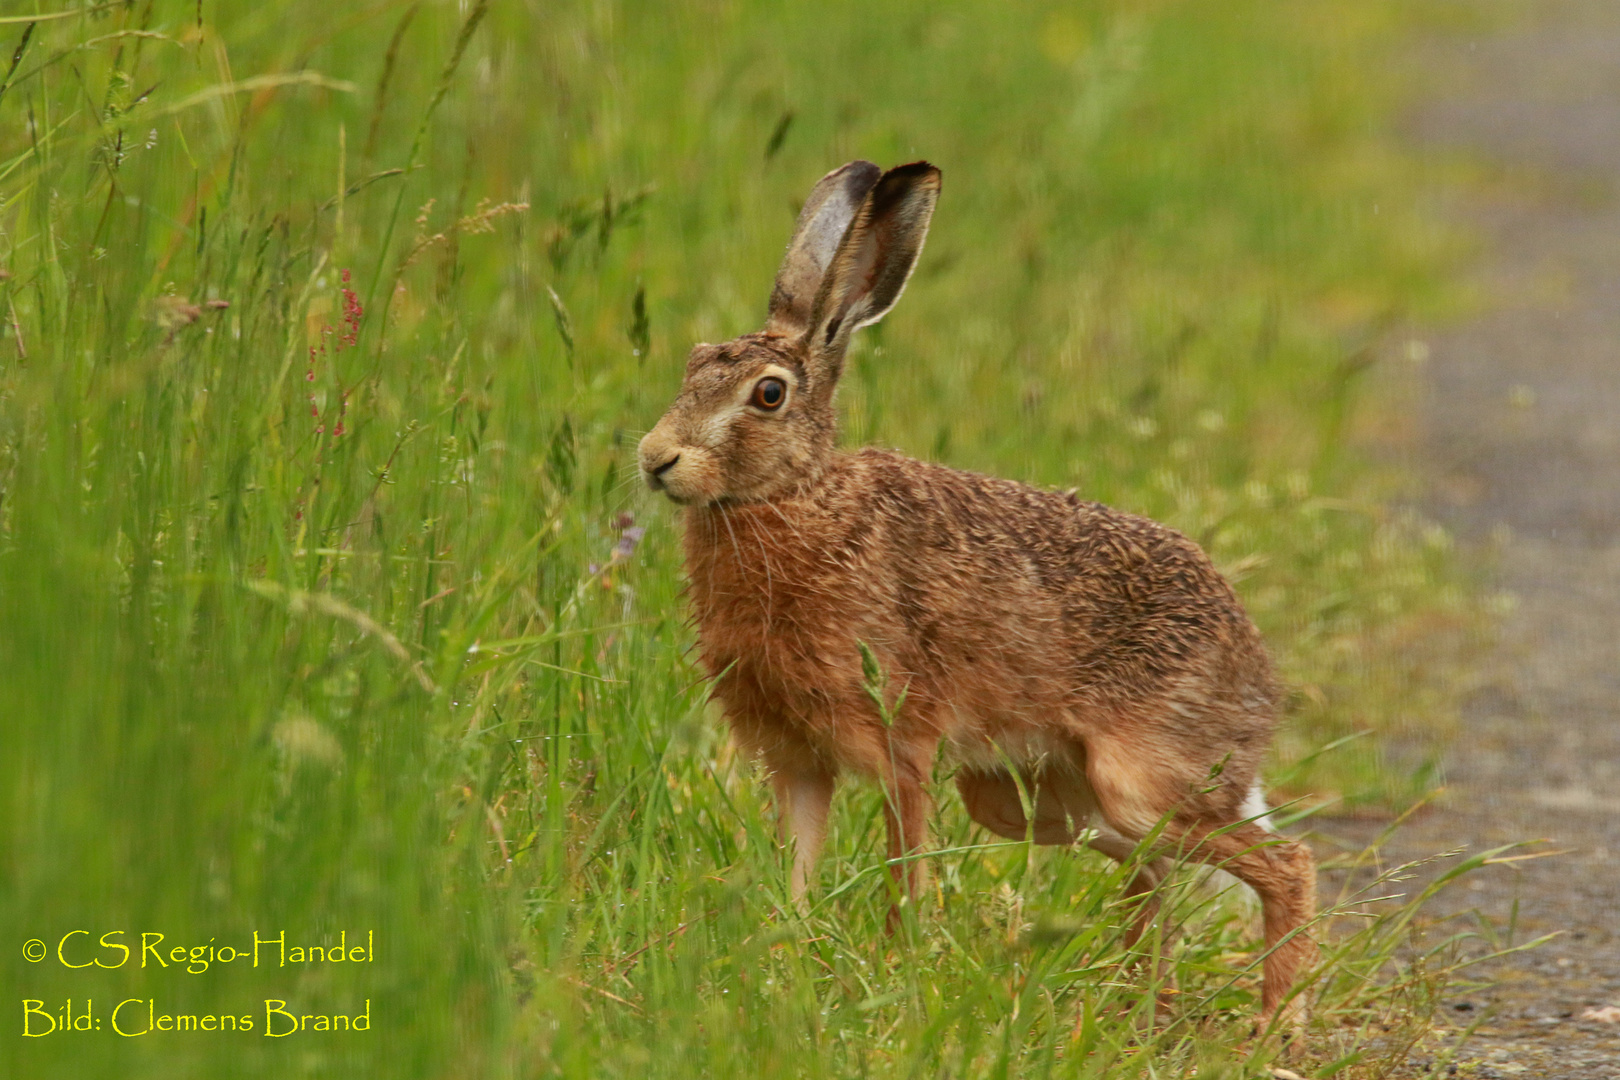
[1,1,1491,1076]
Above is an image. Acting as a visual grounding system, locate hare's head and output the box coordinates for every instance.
[638,160,940,505]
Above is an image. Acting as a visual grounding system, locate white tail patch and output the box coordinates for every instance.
[1241,781,1276,833]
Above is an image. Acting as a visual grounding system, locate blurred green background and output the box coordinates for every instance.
[1,1,1481,1075]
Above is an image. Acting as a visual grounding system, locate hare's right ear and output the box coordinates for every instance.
[765,161,882,337]
[804,162,940,379]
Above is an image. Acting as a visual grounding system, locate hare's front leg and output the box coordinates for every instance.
[880,750,933,931]
[770,762,836,904]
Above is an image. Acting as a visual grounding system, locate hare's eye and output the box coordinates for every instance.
[751,377,787,411]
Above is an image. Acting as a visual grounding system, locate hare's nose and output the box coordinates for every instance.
[649,452,680,485]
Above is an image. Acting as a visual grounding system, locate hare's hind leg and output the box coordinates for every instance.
[1159,818,1316,1036]
[1084,824,1174,941]
[957,766,1176,1020]
[1082,735,1313,1035]
[1084,823,1177,1006]
[953,766,1171,947]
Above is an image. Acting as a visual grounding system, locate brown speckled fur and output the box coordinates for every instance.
[638,161,1316,1034]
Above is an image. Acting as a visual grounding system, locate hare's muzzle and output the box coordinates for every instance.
[646,452,680,490]
[637,425,701,503]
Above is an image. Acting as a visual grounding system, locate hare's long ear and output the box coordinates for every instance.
[765,161,882,337]
[804,161,940,386]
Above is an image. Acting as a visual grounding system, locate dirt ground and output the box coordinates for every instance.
[1314,2,1620,1076]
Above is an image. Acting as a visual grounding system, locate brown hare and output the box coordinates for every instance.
[637,160,1317,1033]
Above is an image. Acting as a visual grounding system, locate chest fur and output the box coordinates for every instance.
[686,505,843,638]
[685,507,887,705]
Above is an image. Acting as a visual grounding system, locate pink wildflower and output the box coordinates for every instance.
[339,269,364,348]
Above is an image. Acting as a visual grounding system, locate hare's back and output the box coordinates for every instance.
[858,451,1279,716]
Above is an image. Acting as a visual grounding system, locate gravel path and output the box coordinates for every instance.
[1320,3,1620,1075]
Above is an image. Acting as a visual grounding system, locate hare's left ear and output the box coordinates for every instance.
[766,161,882,337]
[805,162,940,376]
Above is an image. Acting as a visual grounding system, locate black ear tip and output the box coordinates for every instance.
[869,162,941,213]
[837,160,882,195]
[873,162,942,203]
[885,160,940,184]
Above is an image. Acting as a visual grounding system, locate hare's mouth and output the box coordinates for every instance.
[647,452,681,485]
[639,436,729,505]
[643,451,714,505]
[644,452,685,502]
